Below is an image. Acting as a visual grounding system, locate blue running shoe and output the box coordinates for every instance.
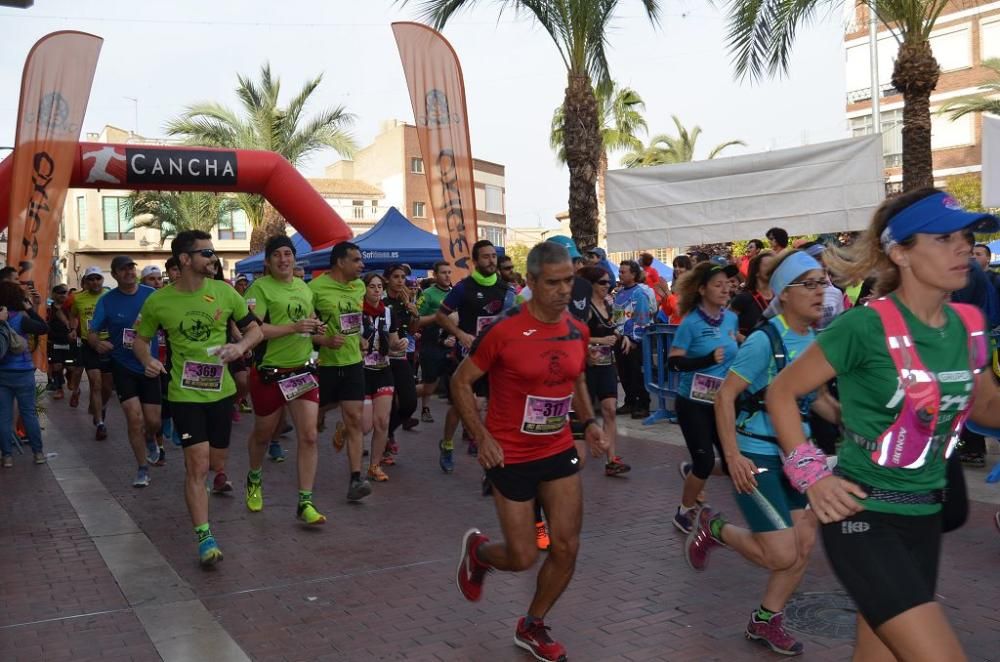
[267,441,286,463]
[198,536,223,567]
[439,439,455,474]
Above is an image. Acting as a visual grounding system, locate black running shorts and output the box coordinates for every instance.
[319,363,365,405]
[586,364,618,402]
[171,396,235,449]
[485,446,580,502]
[820,509,942,629]
[111,360,162,405]
[81,344,112,373]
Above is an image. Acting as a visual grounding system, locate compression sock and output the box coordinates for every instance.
[350,471,361,482]
[709,514,727,541]
[755,605,778,622]
[298,490,313,506]
[194,523,212,543]
[248,468,262,483]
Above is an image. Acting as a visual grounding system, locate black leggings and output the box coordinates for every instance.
[675,396,728,480]
[614,340,649,409]
[388,358,418,437]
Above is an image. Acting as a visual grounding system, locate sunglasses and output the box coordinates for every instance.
[187,248,217,258]
[53,289,67,295]
[596,280,610,286]
[786,278,826,291]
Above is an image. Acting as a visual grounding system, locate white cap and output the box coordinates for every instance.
[82,266,103,280]
[141,265,162,279]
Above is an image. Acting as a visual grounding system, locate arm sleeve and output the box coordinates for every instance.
[21,309,49,335]
[728,331,771,385]
[440,281,465,314]
[89,296,108,333]
[228,288,252,330]
[668,352,718,372]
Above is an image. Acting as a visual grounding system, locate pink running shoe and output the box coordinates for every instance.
[455,528,490,602]
[684,506,722,571]
[514,617,568,662]
[745,611,804,656]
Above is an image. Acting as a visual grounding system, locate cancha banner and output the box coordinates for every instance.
[392,22,478,277]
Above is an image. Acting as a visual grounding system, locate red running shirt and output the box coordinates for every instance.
[469,306,590,464]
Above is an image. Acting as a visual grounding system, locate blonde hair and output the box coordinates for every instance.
[676,262,728,316]
[823,188,938,295]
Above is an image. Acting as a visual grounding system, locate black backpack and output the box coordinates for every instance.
[734,321,789,443]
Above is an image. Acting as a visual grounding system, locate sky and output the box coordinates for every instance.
[0,0,850,229]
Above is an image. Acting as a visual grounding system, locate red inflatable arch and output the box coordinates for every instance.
[0,142,352,248]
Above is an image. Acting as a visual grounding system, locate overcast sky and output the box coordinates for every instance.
[0,0,849,229]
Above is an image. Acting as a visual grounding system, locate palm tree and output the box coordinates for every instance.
[403,0,661,249]
[939,58,1000,120]
[550,82,647,243]
[124,191,238,246]
[166,63,357,252]
[725,1,953,191]
[621,115,745,167]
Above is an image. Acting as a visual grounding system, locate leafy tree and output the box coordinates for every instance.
[125,191,238,246]
[725,1,962,191]
[403,0,662,249]
[166,63,357,252]
[939,58,1000,120]
[621,115,745,167]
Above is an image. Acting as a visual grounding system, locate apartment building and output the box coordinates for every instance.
[845,2,1000,189]
[326,119,508,246]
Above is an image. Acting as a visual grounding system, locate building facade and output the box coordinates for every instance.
[326,119,508,246]
[845,2,1000,189]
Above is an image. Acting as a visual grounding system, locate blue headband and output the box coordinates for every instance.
[880,192,1000,249]
[769,252,823,298]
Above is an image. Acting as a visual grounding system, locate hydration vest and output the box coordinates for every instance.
[847,298,987,469]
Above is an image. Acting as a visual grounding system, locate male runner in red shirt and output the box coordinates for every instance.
[452,241,608,662]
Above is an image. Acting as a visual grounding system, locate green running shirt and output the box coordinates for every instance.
[309,275,365,367]
[245,275,316,368]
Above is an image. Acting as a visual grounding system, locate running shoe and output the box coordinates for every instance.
[333,421,345,452]
[381,451,396,466]
[467,439,479,456]
[631,407,650,420]
[615,403,632,415]
[95,422,108,441]
[346,477,372,502]
[402,417,419,431]
[153,446,167,467]
[69,389,80,408]
[296,501,327,526]
[456,528,490,602]
[53,388,64,400]
[386,437,399,455]
[198,536,223,567]
[421,406,434,423]
[673,506,695,534]
[133,468,151,488]
[367,464,389,482]
[267,441,286,462]
[745,612,804,656]
[239,399,253,413]
[212,472,233,494]
[535,521,551,551]
[33,452,47,465]
[604,457,631,476]
[439,439,455,474]
[1,455,12,468]
[231,410,241,423]
[146,439,161,465]
[685,507,723,572]
[246,475,263,512]
[514,617,567,662]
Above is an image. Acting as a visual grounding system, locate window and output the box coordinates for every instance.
[218,208,248,240]
[352,200,365,220]
[983,18,1000,61]
[929,24,971,72]
[485,185,503,214]
[477,225,504,246]
[101,196,133,240]
[412,201,426,218]
[410,157,424,174]
[849,108,903,167]
[77,196,87,240]
[931,111,973,149]
[371,200,378,218]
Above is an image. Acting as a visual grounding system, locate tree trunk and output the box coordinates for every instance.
[892,38,939,192]
[249,203,287,255]
[597,150,608,247]
[563,74,601,249]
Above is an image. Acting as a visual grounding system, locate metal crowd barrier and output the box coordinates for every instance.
[640,323,679,425]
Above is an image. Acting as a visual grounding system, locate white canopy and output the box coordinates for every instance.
[984,114,1000,208]
[605,135,886,250]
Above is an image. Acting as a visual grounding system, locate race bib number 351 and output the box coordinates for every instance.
[521,395,573,435]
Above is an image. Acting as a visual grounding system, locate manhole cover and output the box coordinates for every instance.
[783,591,857,640]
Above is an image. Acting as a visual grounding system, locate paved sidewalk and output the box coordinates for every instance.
[1,388,999,661]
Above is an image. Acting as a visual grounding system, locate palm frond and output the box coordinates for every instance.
[707,139,747,159]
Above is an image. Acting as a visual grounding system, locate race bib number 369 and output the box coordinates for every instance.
[521,395,573,435]
[181,360,224,391]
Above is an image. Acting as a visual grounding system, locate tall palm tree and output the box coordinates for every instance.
[124,191,238,246]
[939,58,1000,120]
[166,63,357,252]
[403,0,661,249]
[621,115,745,167]
[725,1,954,191]
[550,82,647,243]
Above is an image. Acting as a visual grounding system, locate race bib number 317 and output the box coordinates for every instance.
[521,395,572,435]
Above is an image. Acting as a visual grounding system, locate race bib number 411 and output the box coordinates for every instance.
[521,395,573,435]
[690,373,723,404]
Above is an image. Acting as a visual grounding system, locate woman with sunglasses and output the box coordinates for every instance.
[580,266,630,476]
[667,262,739,534]
[767,189,1000,660]
[686,250,835,656]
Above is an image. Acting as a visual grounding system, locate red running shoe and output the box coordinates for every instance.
[455,528,490,602]
[212,472,233,494]
[69,390,80,408]
[514,617,567,662]
[685,506,722,572]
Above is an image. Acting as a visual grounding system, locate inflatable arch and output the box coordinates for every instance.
[0,142,352,248]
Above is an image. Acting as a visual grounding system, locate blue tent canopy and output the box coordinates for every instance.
[988,239,1000,264]
[300,207,446,272]
[234,233,314,275]
[650,257,674,282]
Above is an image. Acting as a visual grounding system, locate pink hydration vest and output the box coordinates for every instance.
[863,298,987,469]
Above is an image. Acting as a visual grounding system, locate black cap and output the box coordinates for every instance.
[110,255,137,274]
[264,235,296,260]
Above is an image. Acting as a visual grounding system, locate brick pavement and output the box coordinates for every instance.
[2,387,999,661]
